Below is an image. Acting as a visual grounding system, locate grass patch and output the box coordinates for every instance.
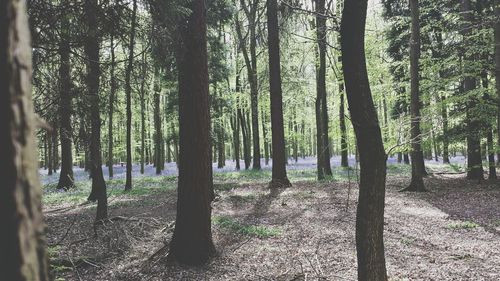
[228,194,256,203]
[213,216,280,238]
[447,221,479,230]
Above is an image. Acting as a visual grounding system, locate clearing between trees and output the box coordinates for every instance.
[43,161,500,281]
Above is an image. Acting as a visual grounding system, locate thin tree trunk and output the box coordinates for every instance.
[488,128,497,179]
[267,0,291,187]
[340,88,349,167]
[154,70,162,175]
[0,0,50,277]
[140,51,147,174]
[85,0,107,221]
[315,0,332,178]
[56,17,74,190]
[108,33,116,178]
[340,0,388,279]
[262,106,270,165]
[124,0,138,191]
[168,0,215,264]
[495,0,500,164]
[404,0,426,192]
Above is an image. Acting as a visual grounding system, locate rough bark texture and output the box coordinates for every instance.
[0,0,50,279]
[168,0,215,265]
[487,128,497,180]
[340,87,349,168]
[315,0,332,179]
[403,0,426,192]
[85,0,107,221]
[495,0,500,164]
[153,71,162,175]
[340,0,388,280]
[267,0,291,188]
[108,33,116,178]
[56,12,74,190]
[124,0,137,191]
[462,0,484,180]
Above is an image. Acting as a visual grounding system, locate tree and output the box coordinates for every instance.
[56,4,75,190]
[125,0,138,191]
[108,32,117,178]
[168,0,216,265]
[402,0,426,192]
[267,0,291,188]
[495,0,500,164]
[236,0,261,170]
[340,0,388,279]
[0,0,50,279]
[462,0,483,180]
[314,0,333,180]
[85,0,107,221]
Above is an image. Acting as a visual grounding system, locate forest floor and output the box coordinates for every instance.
[42,158,500,281]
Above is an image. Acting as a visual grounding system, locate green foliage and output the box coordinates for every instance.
[213,216,281,238]
[447,221,479,230]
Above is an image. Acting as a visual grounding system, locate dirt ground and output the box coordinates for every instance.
[44,173,500,281]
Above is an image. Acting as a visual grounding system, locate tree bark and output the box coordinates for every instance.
[267,0,291,188]
[0,0,50,278]
[153,69,162,175]
[340,0,388,279]
[315,0,332,178]
[462,0,483,180]
[168,0,215,265]
[56,11,74,190]
[340,87,349,167]
[124,0,138,191]
[140,51,147,174]
[403,0,426,192]
[84,0,107,221]
[108,32,116,178]
[495,0,500,164]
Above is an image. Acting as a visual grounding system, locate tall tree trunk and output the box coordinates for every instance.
[441,95,450,163]
[231,112,241,170]
[462,0,483,180]
[262,106,270,165]
[85,0,107,221]
[124,0,138,191]
[154,70,162,175]
[340,0,388,279]
[403,0,426,192]
[56,11,74,190]
[340,88,349,167]
[0,0,50,278]
[315,0,332,178]
[238,107,250,169]
[267,0,291,188]
[140,51,147,174]
[495,0,500,164]
[488,128,497,179]
[48,129,53,175]
[168,0,215,265]
[108,33,116,178]
[236,1,261,169]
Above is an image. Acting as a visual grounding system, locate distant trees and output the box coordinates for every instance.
[168,0,216,264]
[0,0,49,279]
[341,0,388,279]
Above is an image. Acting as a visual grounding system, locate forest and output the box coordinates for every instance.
[1,0,500,280]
